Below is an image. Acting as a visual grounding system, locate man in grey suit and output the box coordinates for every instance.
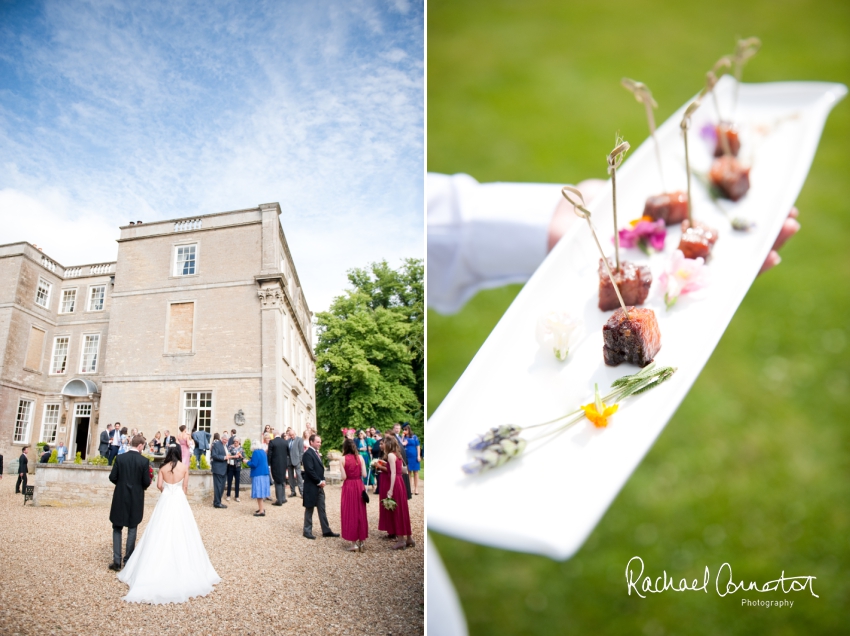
[286,427,304,498]
[99,423,112,458]
[210,433,228,508]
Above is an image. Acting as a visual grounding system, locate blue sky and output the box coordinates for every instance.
[0,0,423,317]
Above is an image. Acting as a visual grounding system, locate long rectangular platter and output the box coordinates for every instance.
[426,77,847,560]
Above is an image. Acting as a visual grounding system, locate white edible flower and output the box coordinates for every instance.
[535,311,580,361]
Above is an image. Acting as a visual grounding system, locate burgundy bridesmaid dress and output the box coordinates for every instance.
[389,457,412,536]
[340,455,368,541]
[378,460,393,534]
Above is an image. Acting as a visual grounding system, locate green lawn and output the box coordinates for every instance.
[428,1,850,633]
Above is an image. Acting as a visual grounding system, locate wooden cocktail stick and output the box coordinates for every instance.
[680,94,705,225]
[732,37,761,118]
[608,139,630,272]
[706,56,733,156]
[621,78,665,191]
[561,185,629,319]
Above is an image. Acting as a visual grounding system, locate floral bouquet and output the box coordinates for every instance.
[370,458,387,472]
[382,495,397,511]
[149,466,154,480]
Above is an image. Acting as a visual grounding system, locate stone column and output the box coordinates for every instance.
[257,281,285,435]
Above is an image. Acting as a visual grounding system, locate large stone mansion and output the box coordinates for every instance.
[0,203,316,464]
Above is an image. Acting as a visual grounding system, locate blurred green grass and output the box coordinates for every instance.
[427,0,850,633]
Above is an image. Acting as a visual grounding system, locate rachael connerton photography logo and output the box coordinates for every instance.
[625,556,818,605]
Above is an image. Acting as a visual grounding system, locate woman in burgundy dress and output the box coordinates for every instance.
[382,436,414,550]
[340,439,369,552]
[375,438,394,538]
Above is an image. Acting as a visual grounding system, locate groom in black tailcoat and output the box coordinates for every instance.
[109,435,151,571]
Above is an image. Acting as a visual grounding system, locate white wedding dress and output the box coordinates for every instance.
[117,481,221,604]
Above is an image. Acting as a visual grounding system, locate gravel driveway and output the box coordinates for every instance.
[0,476,423,635]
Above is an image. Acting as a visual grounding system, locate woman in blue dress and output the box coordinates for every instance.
[247,435,270,517]
[402,424,421,496]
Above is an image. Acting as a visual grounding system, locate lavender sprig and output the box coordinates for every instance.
[463,363,676,475]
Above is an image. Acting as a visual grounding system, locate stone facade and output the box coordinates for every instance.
[33,463,215,506]
[0,204,316,468]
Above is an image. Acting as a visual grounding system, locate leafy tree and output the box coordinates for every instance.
[315,259,424,450]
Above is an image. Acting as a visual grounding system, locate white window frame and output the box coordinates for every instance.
[50,335,70,375]
[79,333,101,374]
[173,243,199,277]
[87,284,106,312]
[182,390,213,433]
[14,399,34,444]
[40,403,61,443]
[35,278,52,308]
[59,288,77,314]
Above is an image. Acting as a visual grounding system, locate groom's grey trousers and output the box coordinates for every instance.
[113,524,138,565]
[303,489,332,536]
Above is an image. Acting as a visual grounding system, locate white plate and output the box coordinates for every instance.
[426,77,847,560]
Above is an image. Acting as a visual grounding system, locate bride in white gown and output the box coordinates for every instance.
[117,446,221,603]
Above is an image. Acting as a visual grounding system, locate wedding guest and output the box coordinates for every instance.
[286,428,304,498]
[210,433,228,509]
[261,426,272,451]
[118,427,130,455]
[191,425,210,467]
[161,429,177,451]
[370,433,384,494]
[99,423,113,458]
[403,425,422,496]
[376,439,393,537]
[40,445,51,463]
[383,436,414,550]
[108,424,122,465]
[302,434,339,539]
[0,453,3,479]
[15,446,29,494]
[340,438,368,552]
[149,432,162,455]
[357,431,372,486]
[247,439,270,516]
[56,441,68,464]
[177,425,191,466]
[267,430,289,506]
[226,437,244,502]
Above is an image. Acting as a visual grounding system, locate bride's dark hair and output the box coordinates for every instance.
[160,445,183,472]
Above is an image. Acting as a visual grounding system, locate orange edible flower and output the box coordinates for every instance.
[581,383,619,427]
[581,401,619,427]
[629,215,655,227]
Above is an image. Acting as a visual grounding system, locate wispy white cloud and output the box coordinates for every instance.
[0,0,423,315]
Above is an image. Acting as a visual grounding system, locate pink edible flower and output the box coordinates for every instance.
[617,216,667,253]
[658,249,709,309]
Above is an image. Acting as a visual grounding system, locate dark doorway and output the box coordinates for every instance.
[74,417,90,460]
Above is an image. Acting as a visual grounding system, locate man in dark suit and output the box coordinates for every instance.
[99,424,112,458]
[267,433,289,505]
[0,453,3,479]
[210,433,227,508]
[40,445,51,463]
[302,434,338,539]
[286,428,304,498]
[15,447,29,493]
[161,429,177,451]
[107,422,122,465]
[108,435,151,571]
